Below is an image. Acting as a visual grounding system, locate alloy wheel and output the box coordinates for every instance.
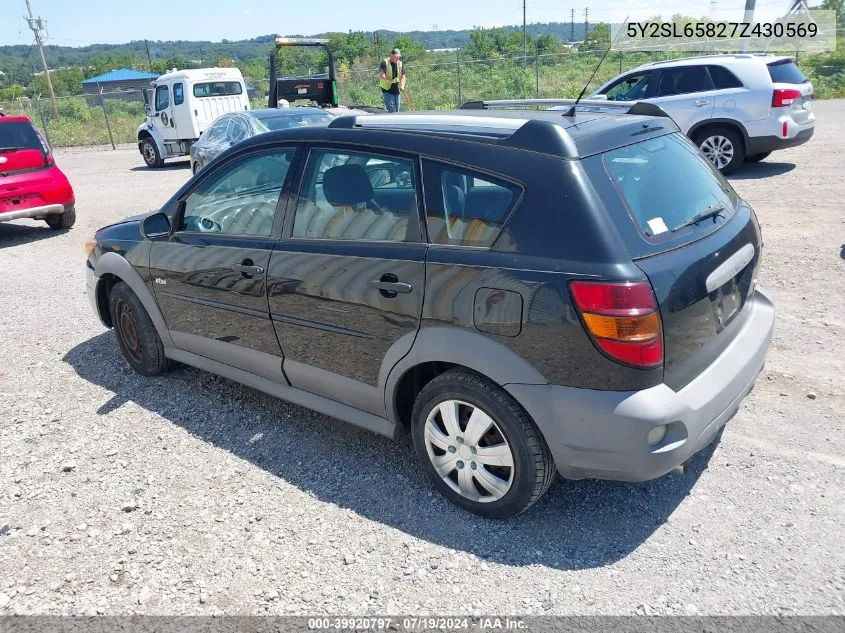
[699,135,734,170]
[423,399,515,503]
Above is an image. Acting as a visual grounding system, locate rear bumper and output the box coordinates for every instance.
[507,287,775,481]
[0,202,69,223]
[746,127,814,156]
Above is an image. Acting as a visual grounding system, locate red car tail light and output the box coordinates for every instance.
[34,129,54,165]
[772,89,802,108]
[570,280,663,368]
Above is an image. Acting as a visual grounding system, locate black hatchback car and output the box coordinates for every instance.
[85,99,774,518]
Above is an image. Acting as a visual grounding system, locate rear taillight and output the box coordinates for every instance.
[34,129,54,165]
[569,280,663,368]
[772,89,802,108]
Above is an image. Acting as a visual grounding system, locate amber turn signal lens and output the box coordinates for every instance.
[84,240,96,257]
[582,312,661,342]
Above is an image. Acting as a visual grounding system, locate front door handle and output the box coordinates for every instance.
[370,274,413,298]
[231,260,264,278]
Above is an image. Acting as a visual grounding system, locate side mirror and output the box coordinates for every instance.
[142,212,171,238]
[142,88,152,115]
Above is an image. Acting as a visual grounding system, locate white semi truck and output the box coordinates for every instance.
[137,67,250,168]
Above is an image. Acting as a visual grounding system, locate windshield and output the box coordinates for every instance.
[193,81,244,97]
[0,121,41,151]
[598,133,738,247]
[258,111,333,131]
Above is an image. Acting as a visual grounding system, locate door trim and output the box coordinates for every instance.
[166,347,395,437]
[170,330,287,384]
[284,359,385,416]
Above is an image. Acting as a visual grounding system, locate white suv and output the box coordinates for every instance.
[589,54,815,173]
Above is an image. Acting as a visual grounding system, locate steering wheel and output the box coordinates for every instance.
[184,215,221,233]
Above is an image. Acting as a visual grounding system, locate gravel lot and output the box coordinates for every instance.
[1,101,843,617]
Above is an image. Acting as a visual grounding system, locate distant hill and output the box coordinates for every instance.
[0,22,591,75]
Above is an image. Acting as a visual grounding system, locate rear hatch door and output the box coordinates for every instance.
[768,58,814,125]
[585,132,762,389]
[0,119,47,174]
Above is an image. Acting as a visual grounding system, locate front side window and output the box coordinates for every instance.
[292,149,418,241]
[173,82,184,105]
[423,162,519,248]
[657,66,713,97]
[193,81,244,97]
[154,85,169,111]
[180,149,295,236]
[603,72,653,101]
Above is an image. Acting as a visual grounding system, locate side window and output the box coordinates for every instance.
[173,82,184,106]
[708,65,743,89]
[657,66,714,97]
[602,72,653,101]
[292,149,419,242]
[154,85,169,111]
[422,161,520,248]
[180,149,295,237]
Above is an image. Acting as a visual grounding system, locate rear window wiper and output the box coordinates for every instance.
[670,203,727,232]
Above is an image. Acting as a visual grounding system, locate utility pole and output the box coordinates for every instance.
[144,39,153,71]
[24,0,58,117]
[741,0,756,52]
[584,7,590,43]
[523,0,527,64]
[570,9,576,42]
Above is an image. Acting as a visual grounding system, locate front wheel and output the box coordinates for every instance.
[695,127,745,174]
[108,281,173,376]
[411,369,555,519]
[45,205,75,230]
[140,138,164,169]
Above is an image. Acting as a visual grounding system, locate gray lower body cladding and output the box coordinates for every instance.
[507,288,775,481]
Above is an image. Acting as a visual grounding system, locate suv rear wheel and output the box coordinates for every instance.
[695,126,745,174]
[411,368,555,519]
[45,205,75,230]
[108,281,173,376]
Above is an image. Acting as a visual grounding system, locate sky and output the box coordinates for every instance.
[1,0,795,47]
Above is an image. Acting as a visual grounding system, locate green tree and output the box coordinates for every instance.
[580,22,610,52]
[389,35,426,62]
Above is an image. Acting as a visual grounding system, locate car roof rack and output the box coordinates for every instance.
[459,98,673,120]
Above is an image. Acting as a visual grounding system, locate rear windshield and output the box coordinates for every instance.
[595,133,738,252]
[767,60,809,84]
[193,81,244,97]
[0,121,41,151]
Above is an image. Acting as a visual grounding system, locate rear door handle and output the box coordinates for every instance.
[694,99,710,107]
[369,277,413,298]
[231,263,264,277]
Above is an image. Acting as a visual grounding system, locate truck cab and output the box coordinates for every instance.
[138,67,250,168]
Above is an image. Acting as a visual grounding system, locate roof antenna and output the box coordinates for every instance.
[566,15,630,117]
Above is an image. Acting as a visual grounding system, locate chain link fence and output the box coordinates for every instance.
[0,46,833,148]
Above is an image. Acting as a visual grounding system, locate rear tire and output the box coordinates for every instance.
[140,137,164,169]
[694,126,745,174]
[411,368,555,519]
[746,152,771,163]
[45,205,75,230]
[108,281,173,376]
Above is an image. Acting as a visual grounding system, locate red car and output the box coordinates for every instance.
[0,113,75,229]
